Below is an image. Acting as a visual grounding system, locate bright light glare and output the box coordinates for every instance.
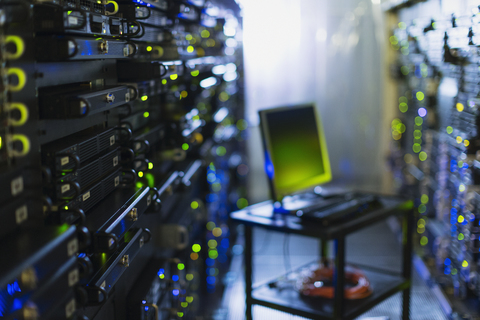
[438,78,458,97]
[226,38,237,47]
[226,63,237,72]
[200,77,218,88]
[205,7,219,16]
[212,65,226,75]
[214,107,229,123]
[223,71,237,82]
[224,27,236,36]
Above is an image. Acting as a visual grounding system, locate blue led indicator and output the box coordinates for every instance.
[172,275,179,281]
[415,65,422,78]
[218,253,228,263]
[206,193,219,203]
[13,299,22,311]
[206,258,215,266]
[264,151,274,180]
[206,276,216,285]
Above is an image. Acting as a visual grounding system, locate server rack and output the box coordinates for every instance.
[385,0,480,318]
[0,0,247,319]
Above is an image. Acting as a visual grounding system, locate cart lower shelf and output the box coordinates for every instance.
[251,262,410,320]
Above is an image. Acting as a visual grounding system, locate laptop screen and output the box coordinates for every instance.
[259,104,332,201]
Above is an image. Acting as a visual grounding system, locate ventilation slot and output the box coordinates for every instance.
[78,139,99,163]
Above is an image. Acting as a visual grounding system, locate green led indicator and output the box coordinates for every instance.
[216,146,226,156]
[421,194,429,204]
[420,236,428,246]
[237,198,248,209]
[191,201,199,209]
[419,151,427,161]
[415,116,423,126]
[416,92,425,101]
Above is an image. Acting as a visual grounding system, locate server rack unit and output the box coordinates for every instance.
[0,0,246,319]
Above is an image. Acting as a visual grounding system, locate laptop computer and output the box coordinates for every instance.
[257,104,381,225]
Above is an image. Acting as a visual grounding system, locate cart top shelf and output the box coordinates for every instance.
[230,195,412,239]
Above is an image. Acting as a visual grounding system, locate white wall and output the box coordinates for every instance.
[242,0,388,193]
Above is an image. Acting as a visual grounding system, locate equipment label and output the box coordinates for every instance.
[83,191,90,201]
[113,156,118,167]
[61,184,71,194]
[15,205,28,224]
[67,238,79,257]
[11,176,24,196]
[68,16,78,26]
[68,269,79,287]
[115,176,120,187]
[61,156,69,166]
[110,135,115,146]
[65,299,76,318]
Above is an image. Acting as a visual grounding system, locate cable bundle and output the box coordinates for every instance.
[296,261,372,299]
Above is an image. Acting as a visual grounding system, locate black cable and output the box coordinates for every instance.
[283,234,292,275]
[253,229,271,254]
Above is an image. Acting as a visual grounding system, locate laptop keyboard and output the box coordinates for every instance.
[296,194,382,226]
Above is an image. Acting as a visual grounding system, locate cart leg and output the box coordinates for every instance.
[333,237,345,320]
[402,286,411,320]
[245,225,253,320]
[402,210,413,320]
[320,239,328,263]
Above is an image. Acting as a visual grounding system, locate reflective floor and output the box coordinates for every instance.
[217,220,448,320]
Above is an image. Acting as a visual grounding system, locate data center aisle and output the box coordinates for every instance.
[217,220,447,320]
